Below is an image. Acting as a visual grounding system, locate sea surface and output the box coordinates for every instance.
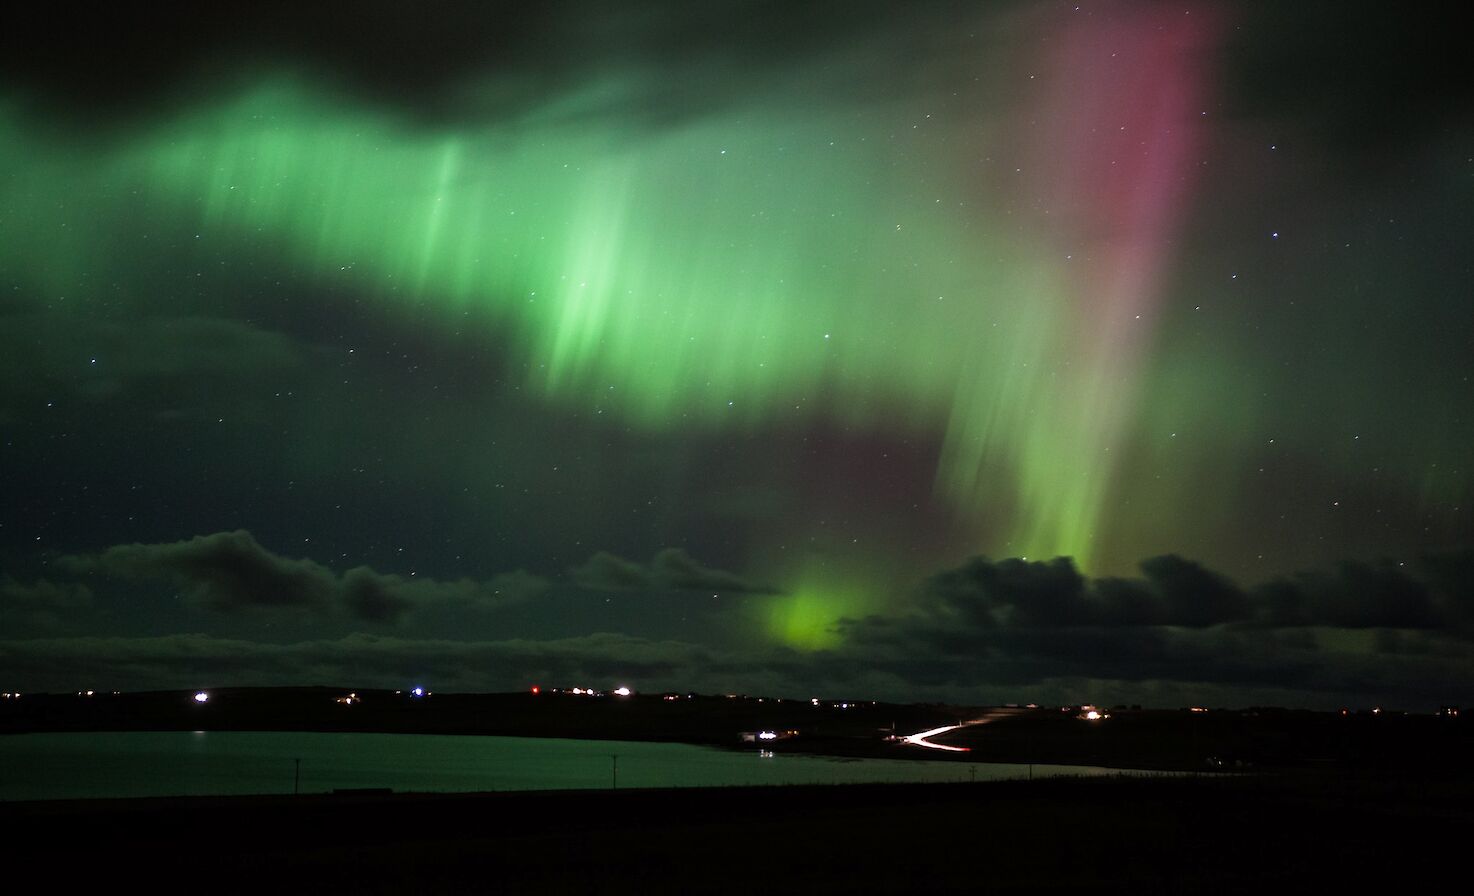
[0,731,1122,801]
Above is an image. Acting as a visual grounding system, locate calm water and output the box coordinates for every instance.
[0,731,1121,801]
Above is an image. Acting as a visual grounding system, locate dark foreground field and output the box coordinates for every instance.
[5,774,1468,893]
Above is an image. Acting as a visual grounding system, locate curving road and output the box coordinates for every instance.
[900,723,973,752]
[900,707,1034,753]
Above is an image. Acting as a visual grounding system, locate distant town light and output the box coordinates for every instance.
[613,686,632,697]
[758,731,778,740]
[194,692,210,704]
[531,685,540,695]
[411,687,425,698]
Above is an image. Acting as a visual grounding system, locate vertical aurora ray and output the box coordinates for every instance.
[940,6,1220,566]
[0,5,1226,593]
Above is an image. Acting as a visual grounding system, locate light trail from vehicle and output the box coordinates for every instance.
[900,708,1029,752]
[900,724,972,753]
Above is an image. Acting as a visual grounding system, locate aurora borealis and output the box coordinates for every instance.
[1,1,1470,708]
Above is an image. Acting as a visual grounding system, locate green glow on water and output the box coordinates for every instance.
[0,730,1115,800]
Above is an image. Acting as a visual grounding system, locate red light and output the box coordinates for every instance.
[531,685,540,695]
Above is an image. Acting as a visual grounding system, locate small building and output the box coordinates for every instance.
[738,729,799,743]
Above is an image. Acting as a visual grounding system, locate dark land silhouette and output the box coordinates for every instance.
[2,687,1469,773]
[3,775,1469,893]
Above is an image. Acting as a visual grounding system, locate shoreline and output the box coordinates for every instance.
[5,687,1470,775]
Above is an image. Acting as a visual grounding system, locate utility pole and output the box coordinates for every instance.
[611,754,619,790]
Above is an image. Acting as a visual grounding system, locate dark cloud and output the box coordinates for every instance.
[0,575,94,610]
[66,530,547,623]
[569,552,650,592]
[1414,549,1474,629]
[340,568,550,624]
[570,548,777,595]
[0,575,94,631]
[1134,555,1251,629]
[11,546,1472,707]
[73,530,338,612]
[908,551,1474,637]
[922,556,1087,627]
[915,554,1251,631]
[1253,560,1444,630]
[0,0,966,131]
[340,568,445,624]
[839,550,1474,701]
[650,548,778,594]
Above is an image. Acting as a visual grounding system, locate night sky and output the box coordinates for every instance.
[2,1,1469,708]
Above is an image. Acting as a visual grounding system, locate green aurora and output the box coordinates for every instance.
[1,1,1469,688]
[5,78,1248,580]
